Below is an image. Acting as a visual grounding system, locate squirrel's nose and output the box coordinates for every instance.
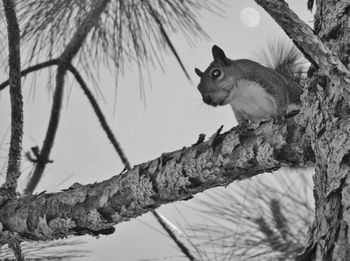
[203,94,212,104]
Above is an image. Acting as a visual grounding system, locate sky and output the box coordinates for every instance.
[0,1,314,260]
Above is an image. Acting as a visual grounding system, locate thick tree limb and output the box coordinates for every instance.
[0,118,314,242]
[254,0,350,76]
[255,1,350,260]
[2,0,23,191]
[295,2,350,260]
[70,65,193,260]
[315,1,350,40]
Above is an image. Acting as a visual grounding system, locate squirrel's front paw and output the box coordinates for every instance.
[235,120,249,137]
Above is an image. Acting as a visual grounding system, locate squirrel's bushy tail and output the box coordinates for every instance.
[255,40,307,85]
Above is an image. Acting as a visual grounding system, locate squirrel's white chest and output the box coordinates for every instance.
[229,80,277,120]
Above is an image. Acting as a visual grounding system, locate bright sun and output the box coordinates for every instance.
[240,7,260,28]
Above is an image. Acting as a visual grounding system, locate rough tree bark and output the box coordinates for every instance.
[297,1,350,260]
[0,118,313,243]
[2,0,23,191]
[249,1,350,260]
[256,0,350,260]
[1,1,350,260]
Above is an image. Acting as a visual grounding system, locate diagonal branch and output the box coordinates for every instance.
[66,65,131,170]
[9,242,25,261]
[153,211,197,261]
[68,66,197,260]
[254,0,350,76]
[24,0,111,195]
[0,59,131,171]
[146,2,191,81]
[2,0,23,191]
[0,118,314,243]
[69,64,195,261]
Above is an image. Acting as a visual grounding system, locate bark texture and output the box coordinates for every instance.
[255,0,349,75]
[0,118,313,242]
[3,0,23,191]
[297,1,350,260]
[252,1,350,260]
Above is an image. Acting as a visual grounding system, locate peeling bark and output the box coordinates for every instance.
[0,118,313,242]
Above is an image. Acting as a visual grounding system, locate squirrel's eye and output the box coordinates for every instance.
[211,69,222,79]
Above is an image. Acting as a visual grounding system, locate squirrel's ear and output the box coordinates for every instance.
[212,45,229,64]
[195,68,203,77]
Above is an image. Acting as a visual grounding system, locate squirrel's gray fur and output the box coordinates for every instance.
[195,44,303,123]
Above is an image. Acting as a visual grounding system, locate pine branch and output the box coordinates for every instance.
[70,45,197,260]
[0,118,314,242]
[254,0,349,75]
[191,170,312,260]
[66,64,131,170]
[68,63,198,261]
[0,59,132,171]
[146,2,191,81]
[2,239,87,260]
[68,57,196,261]
[2,0,23,191]
[14,0,215,79]
[68,66,197,261]
[0,59,59,92]
[24,0,111,195]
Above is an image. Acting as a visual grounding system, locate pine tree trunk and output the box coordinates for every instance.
[298,1,350,260]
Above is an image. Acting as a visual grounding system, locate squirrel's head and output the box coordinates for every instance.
[195,45,236,107]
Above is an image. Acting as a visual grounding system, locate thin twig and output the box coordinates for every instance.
[152,211,197,261]
[0,58,132,170]
[2,0,23,191]
[146,2,191,81]
[9,242,25,261]
[67,65,131,170]
[0,59,59,91]
[24,0,111,195]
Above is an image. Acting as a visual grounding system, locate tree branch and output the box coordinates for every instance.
[24,0,111,195]
[67,65,131,170]
[146,2,191,81]
[69,62,193,261]
[152,211,196,261]
[9,242,25,261]
[0,118,314,242]
[0,59,132,171]
[254,0,350,76]
[2,0,23,191]
[0,59,59,92]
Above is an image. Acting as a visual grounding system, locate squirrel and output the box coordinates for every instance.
[194,45,303,124]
